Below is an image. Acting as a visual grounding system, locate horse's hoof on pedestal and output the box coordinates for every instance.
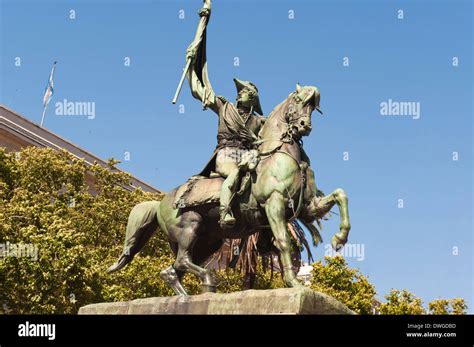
[201,284,216,293]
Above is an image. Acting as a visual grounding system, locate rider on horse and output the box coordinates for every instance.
[108,2,351,296]
[185,6,265,229]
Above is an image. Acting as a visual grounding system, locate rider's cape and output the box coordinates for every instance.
[171,147,220,209]
[198,148,219,178]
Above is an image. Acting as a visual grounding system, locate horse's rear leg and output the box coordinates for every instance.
[265,192,303,288]
[174,246,215,293]
[160,266,187,296]
[172,216,216,293]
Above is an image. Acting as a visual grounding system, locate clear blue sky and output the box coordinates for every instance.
[1,0,472,311]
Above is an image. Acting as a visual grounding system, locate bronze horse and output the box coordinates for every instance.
[108,85,351,295]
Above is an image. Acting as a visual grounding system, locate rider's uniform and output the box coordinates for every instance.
[200,96,265,176]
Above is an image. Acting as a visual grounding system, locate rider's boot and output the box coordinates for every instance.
[219,205,236,229]
[219,171,239,229]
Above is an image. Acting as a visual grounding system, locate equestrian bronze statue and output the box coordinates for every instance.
[108,0,351,296]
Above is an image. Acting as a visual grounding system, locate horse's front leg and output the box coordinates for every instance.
[318,188,351,251]
[265,191,303,288]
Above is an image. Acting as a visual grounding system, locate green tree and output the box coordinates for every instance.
[0,147,176,313]
[428,298,467,315]
[252,262,286,290]
[379,289,425,315]
[0,147,291,313]
[309,255,376,314]
[428,299,450,315]
[450,298,468,315]
[212,259,286,293]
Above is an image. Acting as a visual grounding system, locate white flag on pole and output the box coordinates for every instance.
[43,61,57,106]
[41,61,57,126]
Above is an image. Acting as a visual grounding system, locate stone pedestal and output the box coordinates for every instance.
[78,287,354,315]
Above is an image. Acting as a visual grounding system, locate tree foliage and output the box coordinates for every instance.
[378,290,468,315]
[307,257,468,315]
[379,289,426,315]
[0,147,172,313]
[0,147,288,314]
[309,255,376,314]
[428,298,467,315]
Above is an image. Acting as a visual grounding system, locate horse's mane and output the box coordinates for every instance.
[265,93,293,123]
[258,85,318,141]
[258,92,293,139]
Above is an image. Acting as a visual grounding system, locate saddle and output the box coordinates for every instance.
[173,148,257,209]
[172,173,252,209]
[173,142,311,211]
[172,176,220,209]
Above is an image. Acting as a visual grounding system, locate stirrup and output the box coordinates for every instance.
[219,207,236,229]
[219,214,236,229]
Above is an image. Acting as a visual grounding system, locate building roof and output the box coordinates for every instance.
[0,104,161,194]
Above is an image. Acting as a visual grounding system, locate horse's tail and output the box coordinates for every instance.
[107,200,161,273]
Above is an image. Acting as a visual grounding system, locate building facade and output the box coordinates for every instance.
[0,104,161,195]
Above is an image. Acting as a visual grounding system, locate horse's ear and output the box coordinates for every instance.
[296,83,302,93]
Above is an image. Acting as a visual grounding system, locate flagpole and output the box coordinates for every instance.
[172,0,211,104]
[40,104,48,127]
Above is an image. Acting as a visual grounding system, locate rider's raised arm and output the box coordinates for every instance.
[185,54,220,114]
[184,3,221,115]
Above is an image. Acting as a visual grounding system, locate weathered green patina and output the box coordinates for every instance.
[182,0,266,228]
[108,0,351,296]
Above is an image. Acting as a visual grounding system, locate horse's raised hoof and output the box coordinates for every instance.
[331,234,347,252]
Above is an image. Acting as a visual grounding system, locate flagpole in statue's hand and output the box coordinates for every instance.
[172,58,192,105]
[172,0,212,104]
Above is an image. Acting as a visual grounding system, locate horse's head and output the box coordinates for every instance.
[258,84,323,148]
[286,84,323,138]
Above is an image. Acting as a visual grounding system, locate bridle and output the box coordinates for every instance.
[286,101,312,124]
